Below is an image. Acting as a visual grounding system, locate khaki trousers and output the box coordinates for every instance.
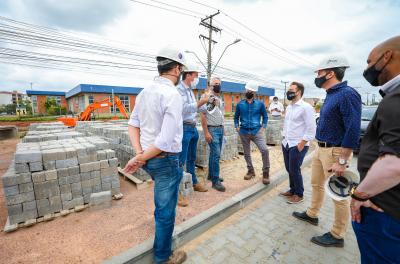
[306,146,352,239]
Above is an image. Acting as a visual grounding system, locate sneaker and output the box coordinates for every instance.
[193,183,208,192]
[292,211,319,226]
[212,181,226,192]
[311,232,344,248]
[279,190,293,197]
[164,250,187,264]
[244,169,255,180]
[286,195,304,204]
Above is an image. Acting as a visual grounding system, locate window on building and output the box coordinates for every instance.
[110,95,129,113]
[56,96,61,106]
[88,95,94,104]
[78,96,85,112]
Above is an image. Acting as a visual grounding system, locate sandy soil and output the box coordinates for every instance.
[0,142,285,264]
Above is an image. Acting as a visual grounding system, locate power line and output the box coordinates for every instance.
[127,0,200,18]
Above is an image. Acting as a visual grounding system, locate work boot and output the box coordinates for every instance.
[279,190,293,197]
[178,194,189,207]
[244,169,255,180]
[311,232,344,248]
[193,183,208,192]
[164,250,187,264]
[207,175,224,182]
[262,170,270,185]
[292,211,319,226]
[212,180,226,192]
[286,195,304,204]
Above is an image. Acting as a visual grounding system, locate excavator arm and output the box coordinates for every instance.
[58,95,129,127]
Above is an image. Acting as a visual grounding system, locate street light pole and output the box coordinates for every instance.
[184,50,207,72]
[211,39,241,75]
[281,80,289,108]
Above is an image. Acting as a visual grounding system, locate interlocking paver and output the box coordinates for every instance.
[185,160,361,263]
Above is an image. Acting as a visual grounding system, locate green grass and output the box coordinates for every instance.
[0,116,58,122]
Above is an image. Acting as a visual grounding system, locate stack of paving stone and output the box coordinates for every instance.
[2,136,121,226]
[22,130,83,143]
[29,122,68,131]
[76,121,152,182]
[179,172,194,197]
[266,118,284,145]
[195,121,239,168]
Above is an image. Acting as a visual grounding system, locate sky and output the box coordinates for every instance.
[0,0,399,102]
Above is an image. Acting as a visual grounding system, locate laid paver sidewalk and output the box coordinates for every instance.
[183,159,361,264]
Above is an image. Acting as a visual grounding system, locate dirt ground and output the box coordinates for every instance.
[0,138,286,264]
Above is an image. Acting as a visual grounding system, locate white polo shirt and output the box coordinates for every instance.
[128,76,183,153]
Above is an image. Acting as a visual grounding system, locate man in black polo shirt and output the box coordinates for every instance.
[351,36,400,264]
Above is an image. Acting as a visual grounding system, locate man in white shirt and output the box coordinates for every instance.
[123,46,187,264]
[281,82,316,204]
[268,96,284,119]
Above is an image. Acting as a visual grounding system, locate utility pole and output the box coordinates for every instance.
[30,82,35,116]
[281,80,289,108]
[199,11,220,85]
[366,92,370,106]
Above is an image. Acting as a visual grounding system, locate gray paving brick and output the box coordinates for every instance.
[59,184,71,194]
[101,182,111,191]
[58,176,68,185]
[14,150,42,163]
[89,191,111,209]
[57,168,69,177]
[7,203,22,216]
[23,200,37,211]
[55,149,67,160]
[68,166,79,176]
[16,172,32,184]
[67,174,80,184]
[80,163,92,173]
[61,192,72,202]
[4,185,19,197]
[81,172,91,181]
[32,171,46,183]
[2,173,18,187]
[97,150,107,160]
[101,167,117,178]
[29,161,43,172]
[65,147,77,158]
[90,170,100,179]
[105,149,115,159]
[15,163,29,173]
[42,149,58,162]
[45,170,57,181]
[19,182,33,193]
[43,160,56,170]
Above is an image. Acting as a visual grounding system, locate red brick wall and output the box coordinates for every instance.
[92,94,111,114]
[129,95,136,111]
[37,95,47,114]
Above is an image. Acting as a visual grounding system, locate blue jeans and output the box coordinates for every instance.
[143,153,183,263]
[180,125,199,184]
[352,207,400,264]
[282,144,309,197]
[208,126,224,183]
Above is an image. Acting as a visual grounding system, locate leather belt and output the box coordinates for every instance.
[207,125,223,128]
[317,141,341,148]
[154,152,176,158]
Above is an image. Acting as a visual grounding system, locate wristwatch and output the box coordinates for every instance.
[349,186,369,202]
[338,158,347,166]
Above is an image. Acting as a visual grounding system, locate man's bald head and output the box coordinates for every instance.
[365,35,400,86]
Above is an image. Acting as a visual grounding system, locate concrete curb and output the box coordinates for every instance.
[104,151,315,264]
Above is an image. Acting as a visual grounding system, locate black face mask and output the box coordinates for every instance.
[213,84,221,93]
[245,91,254,99]
[314,73,329,88]
[286,91,296,101]
[363,54,389,87]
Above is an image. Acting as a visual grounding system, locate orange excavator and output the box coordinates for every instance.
[58,95,129,127]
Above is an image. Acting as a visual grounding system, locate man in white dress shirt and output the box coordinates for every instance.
[281,82,316,204]
[123,46,187,264]
[268,96,284,119]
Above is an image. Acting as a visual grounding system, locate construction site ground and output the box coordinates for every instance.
[0,137,289,264]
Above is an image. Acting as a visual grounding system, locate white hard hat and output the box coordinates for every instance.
[245,81,259,92]
[156,46,187,69]
[314,56,350,72]
[183,59,201,73]
[324,171,359,201]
